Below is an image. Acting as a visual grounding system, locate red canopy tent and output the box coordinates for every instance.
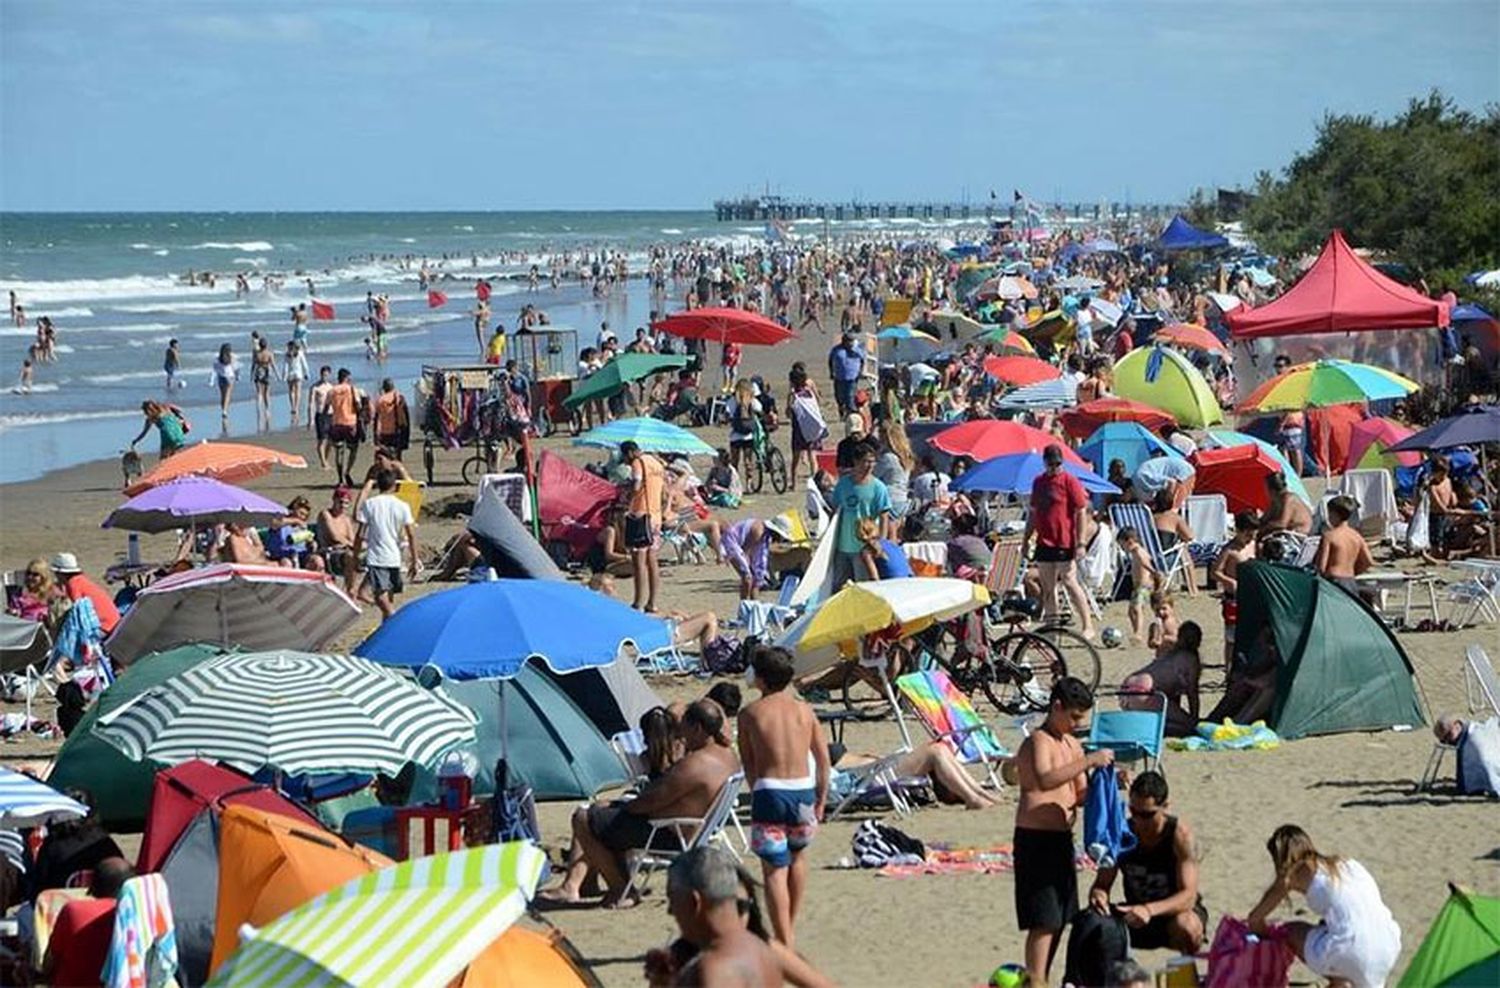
[1226,230,1450,339]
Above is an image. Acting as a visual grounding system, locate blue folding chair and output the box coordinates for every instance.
[1085,691,1167,773]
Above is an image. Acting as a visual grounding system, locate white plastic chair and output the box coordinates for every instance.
[1448,563,1500,628]
[1418,646,1499,792]
[622,772,745,898]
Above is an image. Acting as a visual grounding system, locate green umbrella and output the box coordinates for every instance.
[48,642,226,830]
[564,353,689,410]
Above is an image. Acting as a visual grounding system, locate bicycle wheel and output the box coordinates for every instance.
[461,453,488,487]
[1033,624,1102,693]
[746,451,765,494]
[981,631,1069,715]
[767,445,790,494]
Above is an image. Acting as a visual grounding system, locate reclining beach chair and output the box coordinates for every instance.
[1183,494,1230,567]
[1108,503,1194,596]
[826,749,929,819]
[622,771,744,898]
[984,539,1025,598]
[1085,691,1167,773]
[1448,564,1500,628]
[895,668,1008,790]
[1418,646,1500,792]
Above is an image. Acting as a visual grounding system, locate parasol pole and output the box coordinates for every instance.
[859,639,913,750]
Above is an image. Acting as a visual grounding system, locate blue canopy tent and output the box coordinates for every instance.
[1158,214,1229,251]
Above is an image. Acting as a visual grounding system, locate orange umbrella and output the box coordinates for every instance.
[125,441,307,495]
[1155,323,1229,354]
[1059,398,1177,439]
[981,355,1060,387]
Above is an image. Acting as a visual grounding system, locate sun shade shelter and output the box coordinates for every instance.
[1399,885,1500,988]
[1157,214,1228,251]
[1112,346,1224,428]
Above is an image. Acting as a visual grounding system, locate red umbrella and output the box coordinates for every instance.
[652,307,795,346]
[1155,322,1229,354]
[1059,398,1177,440]
[931,420,1087,466]
[1346,417,1421,470]
[982,355,1060,387]
[1189,445,1282,513]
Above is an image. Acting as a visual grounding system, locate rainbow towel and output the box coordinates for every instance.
[896,669,1008,763]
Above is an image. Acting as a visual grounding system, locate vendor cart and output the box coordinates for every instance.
[511,326,579,436]
[415,364,511,486]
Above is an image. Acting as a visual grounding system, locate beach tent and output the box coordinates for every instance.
[48,643,225,830]
[1158,215,1228,251]
[1399,886,1500,988]
[469,480,567,579]
[1078,422,1183,477]
[1112,346,1224,428]
[537,659,660,739]
[1234,562,1424,739]
[1306,403,1365,474]
[460,924,600,987]
[1226,230,1450,338]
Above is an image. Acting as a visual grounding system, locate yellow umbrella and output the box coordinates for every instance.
[796,578,991,652]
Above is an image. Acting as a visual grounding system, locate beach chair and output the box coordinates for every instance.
[622,771,744,898]
[1334,469,1398,542]
[1292,535,1321,569]
[1108,503,1194,596]
[805,479,832,537]
[895,668,1008,790]
[826,749,928,820]
[984,539,1025,597]
[1085,691,1167,773]
[1418,646,1500,792]
[1183,495,1230,567]
[662,527,710,566]
[611,729,649,782]
[737,576,801,638]
[1077,524,1116,619]
[1448,564,1500,628]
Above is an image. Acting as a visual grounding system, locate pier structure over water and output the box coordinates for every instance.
[713,196,1181,225]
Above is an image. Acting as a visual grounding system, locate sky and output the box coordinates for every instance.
[2,0,1497,212]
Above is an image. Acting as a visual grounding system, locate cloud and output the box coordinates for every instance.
[171,11,322,44]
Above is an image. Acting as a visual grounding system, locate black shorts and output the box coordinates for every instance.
[329,424,358,445]
[315,412,333,441]
[1034,545,1075,564]
[730,437,754,451]
[1013,827,1078,931]
[1129,901,1209,950]
[367,565,403,596]
[588,804,658,853]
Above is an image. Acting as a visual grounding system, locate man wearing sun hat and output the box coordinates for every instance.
[50,553,120,636]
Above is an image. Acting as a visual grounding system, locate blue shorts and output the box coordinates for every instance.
[750,785,818,867]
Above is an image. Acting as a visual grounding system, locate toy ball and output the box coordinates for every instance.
[1101,626,1125,649]
[989,963,1027,988]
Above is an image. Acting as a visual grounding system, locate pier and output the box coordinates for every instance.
[713,196,1181,225]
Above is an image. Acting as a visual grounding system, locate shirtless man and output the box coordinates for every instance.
[1211,511,1259,667]
[664,846,781,988]
[1014,677,1114,986]
[737,646,830,948]
[1315,495,1373,595]
[316,486,357,585]
[308,366,335,469]
[1424,459,1458,560]
[1259,473,1311,541]
[220,523,268,564]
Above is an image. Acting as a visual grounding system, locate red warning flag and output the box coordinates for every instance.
[428,290,448,309]
[311,300,336,321]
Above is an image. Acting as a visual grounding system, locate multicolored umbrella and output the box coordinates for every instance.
[1346,417,1421,471]
[102,476,288,534]
[973,274,1038,301]
[1237,359,1419,413]
[1060,398,1177,440]
[125,441,307,496]
[1201,430,1312,508]
[982,354,1059,387]
[1155,322,1229,354]
[931,419,1087,466]
[875,325,939,343]
[0,766,87,827]
[652,307,794,346]
[209,842,547,988]
[562,353,688,410]
[573,417,715,456]
[950,452,1119,496]
[977,326,1036,354]
[1113,345,1224,428]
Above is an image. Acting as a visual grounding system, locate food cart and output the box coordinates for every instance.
[511,326,579,436]
[414,364,509,486]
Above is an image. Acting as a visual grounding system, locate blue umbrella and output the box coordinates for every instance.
[1078,422,1182,476]
[574,417,715,456]
[876,325,939,343]
[1450,303,1492,322]
[951,452,1119,496]
[1387,404,1500,452]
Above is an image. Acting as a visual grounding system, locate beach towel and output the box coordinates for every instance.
[1167,719,1281,752]
[876,842,1097,878]
[1206,917,1293,988]
[101,873,178,988]
[1083,765,1134,868]
[896,669,1007,763]
[50,596,105,670]
[790,391,828,448]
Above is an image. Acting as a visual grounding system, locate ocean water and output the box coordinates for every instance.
[0,210,982,482]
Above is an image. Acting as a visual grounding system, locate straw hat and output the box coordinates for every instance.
[50,552,81,575]
[843,414,865,438]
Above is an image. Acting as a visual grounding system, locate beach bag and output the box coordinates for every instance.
[1063,910,1129,988]
[850,820,925,868]
[1083,765,1135,868]
[701,635,742,675]
[491,759,540,845]
[1205,917,1293,988]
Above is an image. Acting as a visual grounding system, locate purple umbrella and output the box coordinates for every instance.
[102,476,288,534]
[1387,405,1500,452]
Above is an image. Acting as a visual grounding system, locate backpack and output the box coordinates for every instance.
[1083,765,1135,868]
[1063,910,1130,987]
[850,820,925,868]
[701,635,743,675]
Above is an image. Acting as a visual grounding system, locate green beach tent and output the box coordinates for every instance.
[1235,562,1425,739]
[1400,886,1500,987]
[1113,344,1224,428]
[563,352,688,410]
[48,642,226,830]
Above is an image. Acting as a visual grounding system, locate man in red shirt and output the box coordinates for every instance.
[1022,445,1096,639]
[51,553,120,636]
[1113,319,1135,361]
[46,857,135,987]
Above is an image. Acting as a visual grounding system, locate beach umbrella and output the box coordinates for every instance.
[1207,292,1242,312]
[1061,399,1177,440]
[1451,302,1493,322]
[982,354,1060,387]
[931,419,1087,466]
[1190,445,1294,514]
[104,563,361,666]
[794,578,991,654]
[974,275,1038,302]
[977,326,1037,354]
[1387,404,1500,452]
[996,378,1077,411]
[102,476,289,534]
[1201,430,1313,509]
[1077,422,1183,477]
[124,441,307,496]
[574,417,715,457]
[0,766,87,828]
[652,307,794,346]
[1236,359,1419,413]
[1346,418,1421,471]
[562,353,688,410]
[211,842,547,988]
[875,325,939,343]
[950,452,1119,497]
[94,650,478,777]
[924,309,985,336]
[1154,323,1229,355]
[1057,275,1103,293]
[1112,345,1224,428]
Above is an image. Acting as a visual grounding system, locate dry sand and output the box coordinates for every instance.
[1,330,1495,987]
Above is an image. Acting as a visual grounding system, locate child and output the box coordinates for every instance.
[363,337,375,360]
[1147,591,1179,656]
[1315,494,1374,596]
[16,357,32,394]
[1211,511,1259,668]
[1118,528,1161,644]
[856,516,884,581]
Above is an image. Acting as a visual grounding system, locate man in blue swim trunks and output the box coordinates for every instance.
[737,645,830,949]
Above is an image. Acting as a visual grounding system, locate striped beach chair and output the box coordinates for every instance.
[895,668,1007,790]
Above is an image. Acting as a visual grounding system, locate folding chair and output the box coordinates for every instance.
[610,729,649,781]
[1183,494,1230,567]
[623,772,744,898]
[1291,535,1321,569]
[1448,564,1500,628]
[984,539,1025,597]
[1418,646,1500,792]
[826,749,928,819]
[895,668,1008,790]
[804,479,833,537]
[1085,691,1168,773]
[1108,503,1194,595]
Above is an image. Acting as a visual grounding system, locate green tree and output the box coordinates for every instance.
[1244,91,1500,285]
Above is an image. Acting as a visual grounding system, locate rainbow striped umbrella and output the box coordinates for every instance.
[1237,359,1418,413]
[209,842,546,988]
[977,326,1037,354]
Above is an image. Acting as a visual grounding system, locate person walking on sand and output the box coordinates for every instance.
[737,645,830,949]
[309,365,334,467]
[283,340,309,426]
[1023,444,1097,640]
[327,368,363,486]
[352,468,417,621]
[622,440,667,612]
[1014,677,1113,986]
[251,337,277,430]
[212,343,239,426]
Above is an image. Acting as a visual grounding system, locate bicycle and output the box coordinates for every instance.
[744,418,789,495]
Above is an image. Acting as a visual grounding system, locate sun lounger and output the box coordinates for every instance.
[827,749,929,819]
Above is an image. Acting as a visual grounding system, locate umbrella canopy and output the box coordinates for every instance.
[950,452,1119,496]
[923,309,986,336]
[977,326,1037,354]
[1077,422,1183,477]
[1061,399,1177,440]
[0,766,87,828]
[982,355,1060,387]
[562,353,688,410]
[875,325,939,343]
[103,476,289,534]
[931,419,1087,466]
[212,842,546,988]
[1388,405,1500,452]
[95,650,479,776]
[105,564,361,666]
[1237,359,1419,413]
[1201,430,1313,510]
[996,378,1076,411]
[1056,275,1103,292]
[1082,296,1124,328]
[125,441,307,496]
[1347,418,1421,471]
[574,417,715,457]
[797,579,991,653]
[652,307,794,346]
[1112,345,1224,428]
[1398,886,1500,988]
[1158,215,1229,251]
[974,275,1038,301]
[1155,323,1229,354]
[1190,445,1294,514]
[356,579,671,681]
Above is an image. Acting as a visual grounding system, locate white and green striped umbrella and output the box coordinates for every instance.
[94,650,477,776]
[210,841,546,988]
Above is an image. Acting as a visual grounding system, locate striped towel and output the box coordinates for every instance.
[102,873,178,988]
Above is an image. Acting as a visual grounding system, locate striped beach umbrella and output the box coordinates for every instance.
[209,842,547,988]
[573,417,715,457]
[997,378,1076,411]
[104,564,361,665]
[1236,359,1418,413]
[0,766,88,828]
[94,650,478,776]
